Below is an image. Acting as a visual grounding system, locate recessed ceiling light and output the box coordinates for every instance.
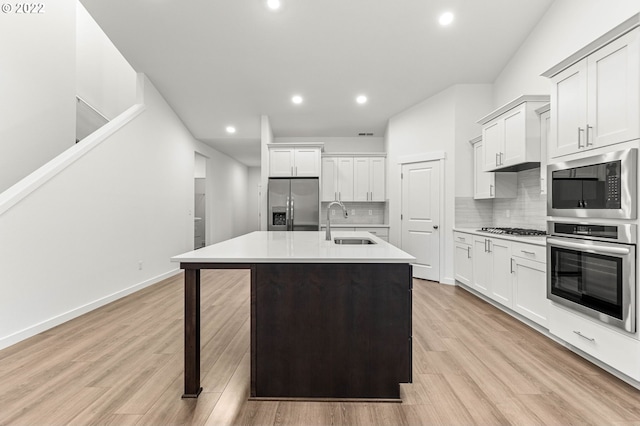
[267,0,281,11]
[439,11,454,26]
[292,95,303,104]
[356,95,368,104]
[226,126,236,134]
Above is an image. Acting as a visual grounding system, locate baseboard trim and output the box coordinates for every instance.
[0,268,181,351]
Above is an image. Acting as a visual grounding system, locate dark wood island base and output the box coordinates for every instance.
[181,262,412,401]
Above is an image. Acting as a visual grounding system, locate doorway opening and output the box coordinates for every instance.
[194,153,207,250]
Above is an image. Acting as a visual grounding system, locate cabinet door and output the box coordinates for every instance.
[512,256,548,327]
[474,142,495,199]
[369,157,385,201]
[489,238,512,307]
[270,148,295,176]
[550,59,588,158]
[337,157,354,201]
[472,237,491,296]
[353,157,370,201]
[540,110,550,194]
[502,104,527,166]
[587,29,640,148]
[482,120,502,171]
[294,148,320,177]
[321,157,338,201]
[454,242,473,286]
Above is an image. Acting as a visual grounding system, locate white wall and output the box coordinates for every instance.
[260,116,274,230]
[0,1,76,194]
[493,0,640,107]
[247,167,262,232]
[274,136,385,153]
[385,84,492,284]
[203,146,250,243]
[0,74,251,350]
[453,85,494,198]
[76,1,137,119]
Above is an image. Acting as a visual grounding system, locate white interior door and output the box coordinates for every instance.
[401,161,440,281]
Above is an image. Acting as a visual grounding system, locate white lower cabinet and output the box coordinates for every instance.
[549,303,640,381]
[472,236,511,305]
[511,242,548,328]
[454,232,473,286]
[360,227,389,242]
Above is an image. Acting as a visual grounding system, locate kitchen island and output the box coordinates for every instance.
[171,231,415,401]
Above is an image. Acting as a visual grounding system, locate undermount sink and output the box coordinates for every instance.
[333,237,376,245]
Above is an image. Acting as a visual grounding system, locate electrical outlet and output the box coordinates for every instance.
[506,209,511,218]
[351,209,356,216]
[368,210,372,215]
[331,209,335,216]
[138,261,143,270]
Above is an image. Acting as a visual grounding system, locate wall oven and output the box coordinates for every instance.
[548,148,637,219]
[547,221,636,333]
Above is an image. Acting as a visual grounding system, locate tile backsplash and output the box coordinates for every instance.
[456,168,546,230]
[321,202,386,225]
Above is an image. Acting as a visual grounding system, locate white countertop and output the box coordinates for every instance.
[454,227,547,246]
[171,231,415,264]
[320,224,389,228]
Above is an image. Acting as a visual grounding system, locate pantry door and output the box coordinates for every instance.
[401,160,441,281]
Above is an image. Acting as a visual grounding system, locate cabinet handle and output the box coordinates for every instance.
[335,192,337,201]
[467,246,471,259]
[488,240,492,253]
[499,152,503,166]
[510,258,514,273]
[577,127,584,148]
[573,330,595,342]
[339,192,341,201]
[291,166,294,175]
[495,153,499,167]
[521,250,536,256]
[458,236,465,241]
[490,184,494,197]
[295,166,298,176]
[586,125,593,146]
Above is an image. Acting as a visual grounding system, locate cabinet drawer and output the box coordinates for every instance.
[361,227,389,238]
[511,241,546,261]
[454,232,473,245]
[549,304,640,380]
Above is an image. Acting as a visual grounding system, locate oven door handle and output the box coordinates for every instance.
[547,237,631,255]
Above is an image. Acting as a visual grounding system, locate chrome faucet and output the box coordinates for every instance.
[326,201,348,241]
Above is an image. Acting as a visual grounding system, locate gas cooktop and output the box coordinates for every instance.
[478,227,547,236]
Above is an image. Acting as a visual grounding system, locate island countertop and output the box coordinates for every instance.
[171,231,415,264]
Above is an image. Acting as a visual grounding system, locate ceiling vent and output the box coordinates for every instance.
[358,132,374,136]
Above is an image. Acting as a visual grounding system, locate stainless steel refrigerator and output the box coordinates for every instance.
[268,178,319,231]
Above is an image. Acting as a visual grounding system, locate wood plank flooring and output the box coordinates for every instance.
[1,269,640,425]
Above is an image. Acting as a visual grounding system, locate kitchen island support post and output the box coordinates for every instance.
[182,268,202,398]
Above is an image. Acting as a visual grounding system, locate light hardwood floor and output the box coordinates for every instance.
[2,269,640,425]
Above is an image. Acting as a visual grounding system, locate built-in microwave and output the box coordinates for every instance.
[547,149,637,219]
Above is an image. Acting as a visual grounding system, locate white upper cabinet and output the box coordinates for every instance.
[321,157,354,201]
[538,107,550,194]
[545,27,640,158]
[472,136,516,200]
[269,144,322,177]
[354,156,386,201]
[478,96,549,172]
[322,154,385,202]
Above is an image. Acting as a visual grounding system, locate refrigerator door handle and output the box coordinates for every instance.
[285,196,291,230]
[290,197,295,229]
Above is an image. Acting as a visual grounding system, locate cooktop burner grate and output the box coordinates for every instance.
[478,227,547,236]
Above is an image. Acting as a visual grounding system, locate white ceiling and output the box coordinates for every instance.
[79,0,554,167]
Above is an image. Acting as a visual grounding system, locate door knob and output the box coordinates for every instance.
[433,225,439,229]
